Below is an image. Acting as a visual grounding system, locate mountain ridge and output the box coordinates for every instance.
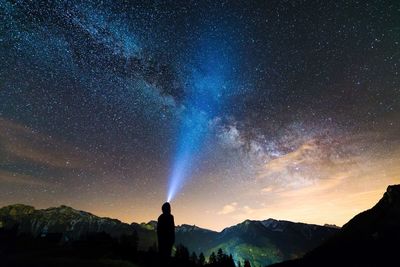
[0,203,339,234]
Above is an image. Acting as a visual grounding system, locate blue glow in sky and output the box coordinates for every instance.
[167,33,235,202]
[167,109,208,202]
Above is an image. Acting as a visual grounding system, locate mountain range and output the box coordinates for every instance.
[0,205,339,266]
[2,184,399,266]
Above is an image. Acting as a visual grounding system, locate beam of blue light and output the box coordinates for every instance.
[167,109,208,202]
[167,34,234,202]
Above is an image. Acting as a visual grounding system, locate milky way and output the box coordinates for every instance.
[0,0,399,230]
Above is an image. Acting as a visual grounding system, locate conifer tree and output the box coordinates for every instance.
[198,252,205,266]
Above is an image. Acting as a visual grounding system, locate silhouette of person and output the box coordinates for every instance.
[157,202,175,260]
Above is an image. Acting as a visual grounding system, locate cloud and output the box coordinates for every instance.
[255,134,364,191]
[262,140,318,174]
[261,186,274,193]
[0,170,52,187]
[0,118,97,171]
[0,118,116,190]
[242,205,255,215]
[261,137,353,176]
[218,202,238,215]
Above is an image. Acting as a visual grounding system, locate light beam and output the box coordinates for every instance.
[166,33,234,201]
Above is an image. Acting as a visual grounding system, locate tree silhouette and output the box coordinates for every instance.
[190,252,198,264]
[209,252,217,264]
[244,259,251,267]
[175,244,190,262]
[217,248,224,263]
[229,255,235,266]
[198,252,205,266]
[204,248,235,267]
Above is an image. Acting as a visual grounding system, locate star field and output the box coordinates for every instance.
[0,0,399,230]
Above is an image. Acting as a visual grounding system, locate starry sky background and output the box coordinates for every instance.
[0,0,399,230]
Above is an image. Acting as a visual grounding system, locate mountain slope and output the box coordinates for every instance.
[134,218,339,266]
[271,184,400,267]
[207,219,338,266]
[130,221,158,251]
[0,204,135,240]
[175,224,219,254]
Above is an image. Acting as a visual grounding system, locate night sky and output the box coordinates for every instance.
[1,0,399,230]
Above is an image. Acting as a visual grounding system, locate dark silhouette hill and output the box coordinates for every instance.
[270,184,400,267]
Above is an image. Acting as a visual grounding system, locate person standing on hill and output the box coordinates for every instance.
[157,202,175,260]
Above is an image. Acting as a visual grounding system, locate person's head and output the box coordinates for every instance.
[162,202,171,214]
